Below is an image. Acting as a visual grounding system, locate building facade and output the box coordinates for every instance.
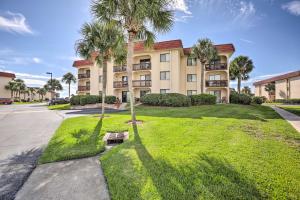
[253,70,300,100]
[73,39,235,103]
[0,72,16,98]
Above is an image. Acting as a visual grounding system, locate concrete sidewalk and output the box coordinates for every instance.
[272,106,300,132]
[15,157,110,200]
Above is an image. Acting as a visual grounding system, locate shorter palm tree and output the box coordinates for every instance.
[37,88,47,101]
[265,83,275,99]
[28,87,36,101]
[5,81,16,99]
[44,79,63,99]
[241,86,252,95]
[230,56,254,94]
[192,38,218,93]
[62,72,76,98]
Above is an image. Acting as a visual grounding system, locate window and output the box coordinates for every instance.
[99,75,102,83]
[187,57,197,66]
[140,74,151,80]
[187,74,197,82]
[160,89,170,94]
[209,74,221,80]
[160,53,170,62]
[187,90,197,96]
[160,71,170,80]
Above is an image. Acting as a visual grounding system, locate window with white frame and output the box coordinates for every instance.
[209,74,221,80]
[187,57,197,66]
[160,71,170,80]
[187,74,197,82]
[187,90,197,96]
[160,53,170,62]
[160,89,170,94]
[140,74,151,80]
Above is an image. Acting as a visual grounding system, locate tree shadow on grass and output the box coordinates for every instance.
[132,124,264,199]
[0,148,42,200]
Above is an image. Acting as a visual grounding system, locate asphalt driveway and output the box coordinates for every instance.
[0,103,63,200]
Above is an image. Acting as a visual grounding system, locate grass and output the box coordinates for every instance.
[278,105,300,116]
[40,104,300,199]
[47,103,71,110]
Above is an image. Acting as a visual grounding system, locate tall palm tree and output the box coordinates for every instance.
[20,85,28,101]
[191,38,218,94]
[230,56,254,94]
[37,88,47,101]
[5,81,16,99]
[44,79,63,98]
[92,0,174,124]
[14,79,25,100]
[28,87,36,101]
[75,22,126,119]
[62,72,76,98]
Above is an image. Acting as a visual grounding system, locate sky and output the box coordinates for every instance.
[0,0,299,96]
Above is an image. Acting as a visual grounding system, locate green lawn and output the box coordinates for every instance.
[47,103,71,110]
[278,105,300,116]
[40,105,300,199]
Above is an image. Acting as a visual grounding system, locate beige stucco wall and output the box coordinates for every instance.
[0,76,14,98]
[75,48,231,103]
[254,84,270,99]
[290,76,300,99]
[275,80,288,100]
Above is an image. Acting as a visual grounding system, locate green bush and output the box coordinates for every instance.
[104,95,116,104]
[80,95,100,106]
[190,94,216,105]
[251,96,264,105]
[70,95,82,105]
[230,91,252,105]
[141,93,191,107]
[275,98,300,104]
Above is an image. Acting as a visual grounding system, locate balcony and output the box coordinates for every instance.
[206,80,228,87]
[133,80,151,87]
[133,62,151,71]
[113,66,127,72]
[78,86,90,91]
[78,73,90,79]
[113,81,128,88]
[205,63,227,71]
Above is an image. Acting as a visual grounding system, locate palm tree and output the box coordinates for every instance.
[75,22,126,119]
[37,88,47,101]
[28,87,36,101]
[241,86,251,95]
[20,85,29,101]
[14,79,25,100]
[5,81,16,99]
[62,72,76,98]
[44,79,63,98]
[265,82,275,99]
[92,0,174,124]
[230,56,254,94]
[192,38,218,93]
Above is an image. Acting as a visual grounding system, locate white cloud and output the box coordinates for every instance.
[174,15,193,22]
[0,11,33,34]
[32,57,42,63]
[58,56,82,61]
[282,1,300,16]
[240,38,254,44]
[170,0,192,14]
[0,48,42,66]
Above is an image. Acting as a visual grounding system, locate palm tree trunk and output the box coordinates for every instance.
[68,84,71,99]
[127,31,137,125]
[201,62,205,94]
[237,76,241,94]
[10,90,13,99]
[101,58,107,119]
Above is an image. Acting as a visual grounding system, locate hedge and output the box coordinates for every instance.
[70,95,117,106]
[190,94,216,105]
[251,96,264,105]
[275,99,300,104]
[141,93,191,107]
[230,92,252,105]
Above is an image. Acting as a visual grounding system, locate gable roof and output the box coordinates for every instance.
[73,60,93,67]
[183,44,235,55]
[0,72,16,78]
[253,70,300,86]
[134,39,183,52]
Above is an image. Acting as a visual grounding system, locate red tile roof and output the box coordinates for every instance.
[183,44,235,55]
[134,39,183,51]
[73,60,93,67]
[0,72,16,78]
[253,70,300,86]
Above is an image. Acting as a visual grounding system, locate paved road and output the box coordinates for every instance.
[0,103,63,200]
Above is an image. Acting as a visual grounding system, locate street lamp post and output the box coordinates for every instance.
[46,72,53,100]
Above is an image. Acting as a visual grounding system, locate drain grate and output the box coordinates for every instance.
[103,132,129,145]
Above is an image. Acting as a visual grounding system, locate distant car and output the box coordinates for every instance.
[48,98,69,106]
[0,98,13,105]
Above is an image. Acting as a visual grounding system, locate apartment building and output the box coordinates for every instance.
[73,39,235,103]
[254,70,300,100]
[0,72,16,98]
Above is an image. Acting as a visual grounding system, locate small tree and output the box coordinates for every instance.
[5,81,16,99]
[37,88,47,101]
[241,86,252,95]
[28,87,36,101]
[265,83,275,100]
[44,79,63,98]
[62,72,76,98]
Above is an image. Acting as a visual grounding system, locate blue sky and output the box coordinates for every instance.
[0,0,299,96]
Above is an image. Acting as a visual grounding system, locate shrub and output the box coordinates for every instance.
[104,95,116,104]
[80,95,100,106]
[141,93,191,107]
[230,92,252,105]
[275,98,300,104]
[140,94,161,106]
[70,95,81,105]
[251,96,264,105]
[190,94,216,105]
